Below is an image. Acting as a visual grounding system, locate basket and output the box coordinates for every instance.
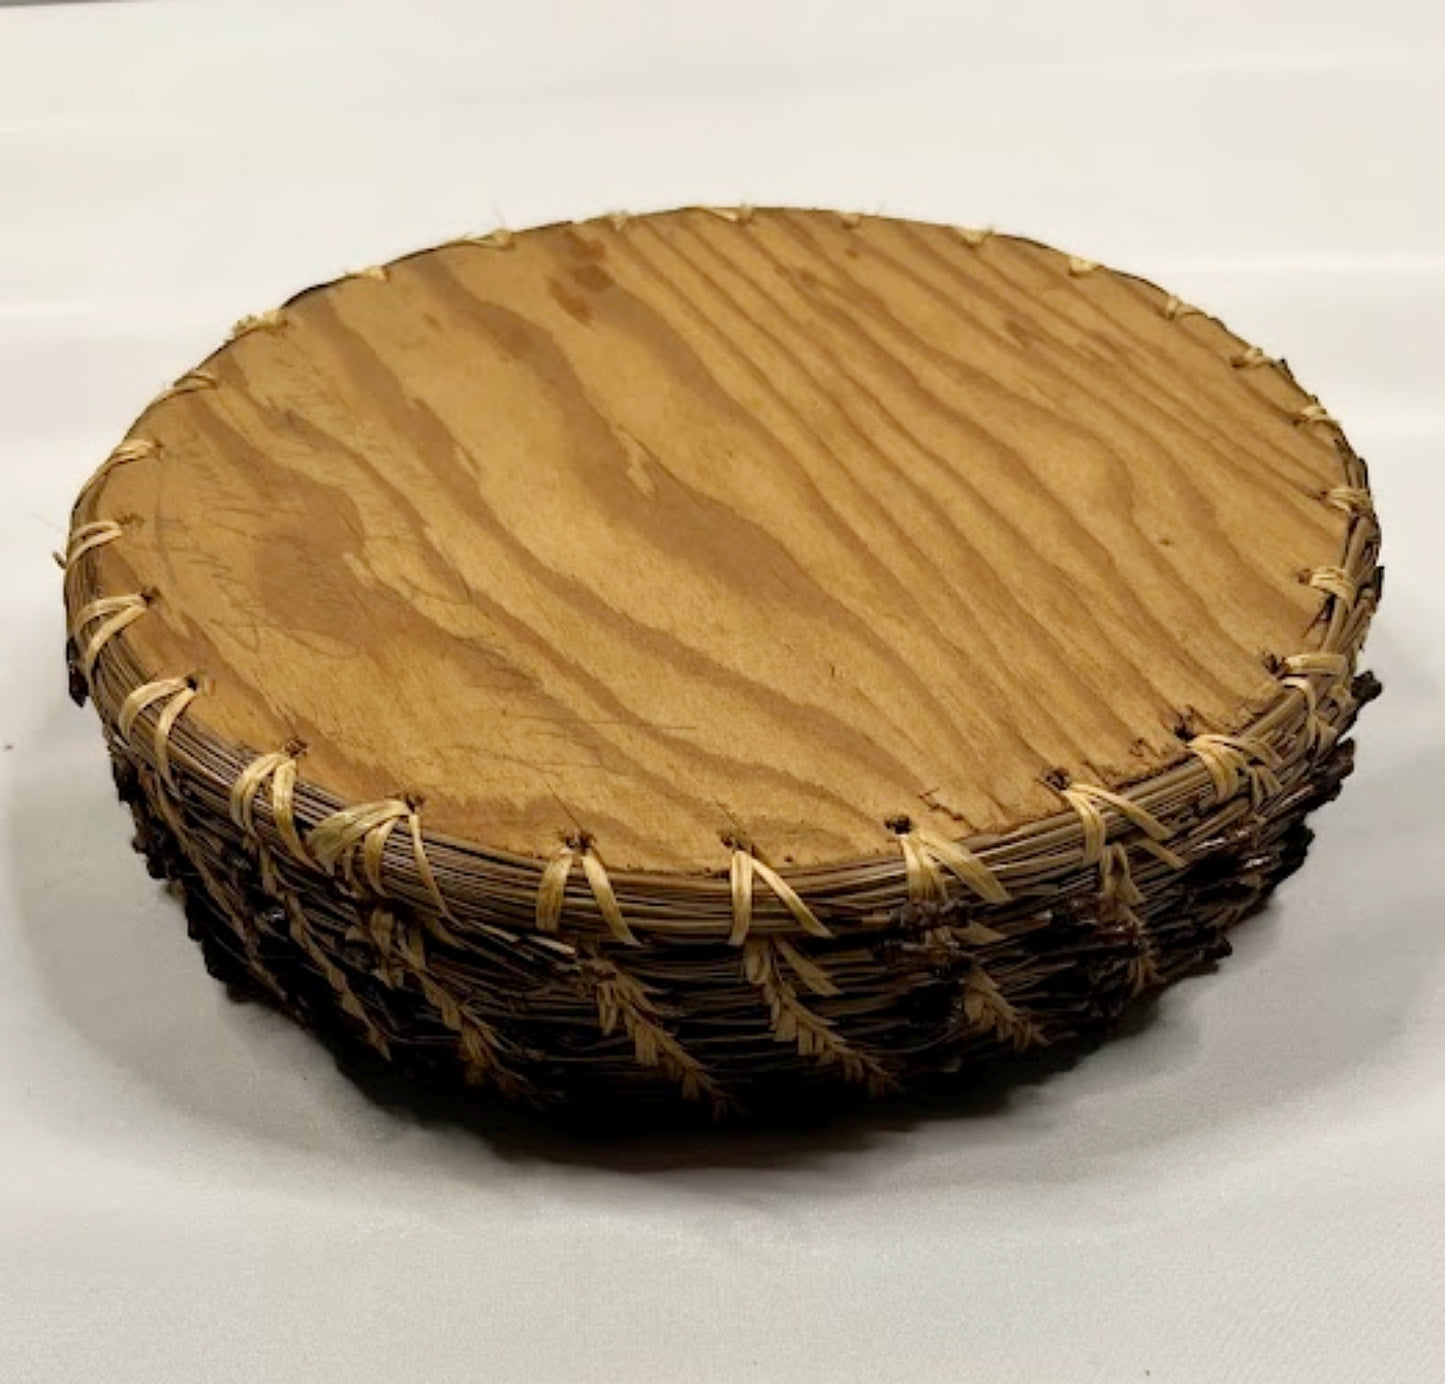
[62,208,1382,1116]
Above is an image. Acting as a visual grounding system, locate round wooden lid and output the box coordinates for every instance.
[82,208,1347,872]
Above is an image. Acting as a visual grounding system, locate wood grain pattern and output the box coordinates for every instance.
[83,209,1347,871]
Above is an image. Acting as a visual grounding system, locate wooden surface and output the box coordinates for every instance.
[83,209,1348,871]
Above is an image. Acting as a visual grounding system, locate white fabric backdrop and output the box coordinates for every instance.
[2,3,1441,1381]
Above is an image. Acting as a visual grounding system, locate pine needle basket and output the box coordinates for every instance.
[62,208,1382,1117]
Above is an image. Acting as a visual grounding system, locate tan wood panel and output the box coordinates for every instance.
[85,209,1347,871]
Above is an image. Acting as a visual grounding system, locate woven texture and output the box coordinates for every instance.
[61,214,1383,1117]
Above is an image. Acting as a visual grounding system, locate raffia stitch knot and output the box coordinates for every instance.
[307,797,459,931]
[699,204,755,224]
[1325,486,1374,519]
[890,818,1009,905]
[952,225,993,247]
[64,519,125,567]
[1099,843,1160,995]
[1048,776,1186,872]
[536,834,637,945]
[116,675,198,792]
[1188,733,1283,808]
[1295,402,1338,429]
[231,309,286,339]
[1280,653,1350,754]
[459,228,515,249]
[156,370,217,401]
[70,592,149,680]
[1309,565,1360,608]
[1231,345,1273,369]
[725,838,830,946]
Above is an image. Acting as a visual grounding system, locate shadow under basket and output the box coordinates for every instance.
[61,208,1383,1119]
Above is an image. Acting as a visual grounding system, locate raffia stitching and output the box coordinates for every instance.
[742,936,892,1093]
[1100,844,1160,995]
[1052,778,1186,871]
[455,229,515,249]
[307,798,458,930]
[155,370,216,402]
[1325,486,1374,519]
[536,836,637,945]
[727,842,830,946]
[961,964,1038,1050]
[71,593,148,678]
[952,225,993,247]
[230,762,513,1082]
[387,913,524,1094]
[1309,565,1360,608]
[1295,402,1338,429]
[581,941,726,1111]
[76,436,159,509]
[230,309,286,339]
[1188,733,1282,808]
[278,890,391,1057]
[1231,345,1274,369]
[699,204,755,224]
[65,520,124,567]
[893,822,1009,905]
